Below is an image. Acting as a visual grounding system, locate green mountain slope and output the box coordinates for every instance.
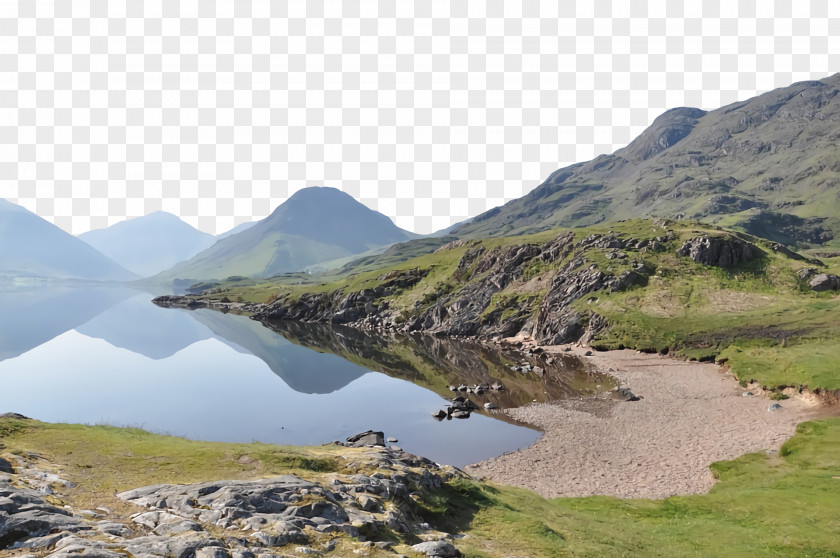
[152,187,418,284]
[455,73,840,247]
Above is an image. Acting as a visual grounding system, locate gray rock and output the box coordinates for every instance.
[387,437,398,443]
[432,409,446,421]
[196,547,232,558]
[483,402,498,410]
[767,403,783,412]
[809,273,840,291]
[611,388,641,402]
[677,236,756,267]
[410,540,461,557]
[0,457,13,473]
[741,391,754,397]
[345,431,385,447]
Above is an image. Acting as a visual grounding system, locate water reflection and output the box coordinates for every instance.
[0,287,602,466]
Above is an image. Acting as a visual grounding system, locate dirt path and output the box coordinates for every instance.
[465,347,825,499]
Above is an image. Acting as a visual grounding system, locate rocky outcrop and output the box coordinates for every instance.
[809,273,840,291]
[0,443,467,557]
[0,483,88,548]
[247,231,661,346]
[677,236,757,267]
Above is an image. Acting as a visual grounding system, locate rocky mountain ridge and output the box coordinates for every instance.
[454,74,840,247]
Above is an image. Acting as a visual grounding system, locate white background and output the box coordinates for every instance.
[0,0,837,234]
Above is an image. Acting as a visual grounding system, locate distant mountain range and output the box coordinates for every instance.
[79,212,216,277]
[0,199,137,282]
[455,74,840,247]
[152,187,418,283]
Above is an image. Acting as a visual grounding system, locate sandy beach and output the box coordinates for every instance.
[465,347,826,499]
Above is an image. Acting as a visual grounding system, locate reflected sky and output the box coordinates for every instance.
[0,287,540,466]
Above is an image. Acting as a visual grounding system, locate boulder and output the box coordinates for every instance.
[677,236,756,267]
[484,403,498,410]
[767,403,783,412]
[411,540,461,557]
[346,431,385,447]
[611,388,641,402]
[809,273,840,292]
[432,410,446,421]
[0,457,13,474]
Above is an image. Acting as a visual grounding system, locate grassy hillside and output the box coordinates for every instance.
[2,416,839,556]
[454,74,840,248]
[152,187,418,284]
[194,219,840,391]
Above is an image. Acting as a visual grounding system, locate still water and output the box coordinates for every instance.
[0,286,601,467]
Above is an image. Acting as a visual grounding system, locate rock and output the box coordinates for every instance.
[767,403,783,412]
[0,457,13,473]
[195,547,231,558]
[432,410,446,421]
[483,403,498,410]
[387,437,398,443]
[450,410,471,419]
[490,382,504,391]
[532,366,544,377]
[0,485,88,549]
[584,350,593,356]
[809,273,840,291]
[457,384,467,392]
[611,388,641,402]
[447,385,457,391]
[677,236,756,267]
[741,391,754,397]
[410,540,461,557]
[346,431,385,447]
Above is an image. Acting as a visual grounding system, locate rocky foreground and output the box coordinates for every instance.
[0,431,466,558]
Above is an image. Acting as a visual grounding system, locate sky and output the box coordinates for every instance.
[0,0,838,235]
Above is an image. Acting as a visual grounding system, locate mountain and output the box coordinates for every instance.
[0,199,137,281]
[80,212,216,277]
[455,73,840,247]
[153,187,418,283]
[215,220,257,240]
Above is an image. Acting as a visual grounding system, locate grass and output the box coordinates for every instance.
[3,416,840,556]
[203,218,840,391]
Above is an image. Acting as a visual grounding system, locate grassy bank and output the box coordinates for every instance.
[189,219,840,391]
[2,416,839,556]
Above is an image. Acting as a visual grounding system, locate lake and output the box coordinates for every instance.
[0,285,607,467]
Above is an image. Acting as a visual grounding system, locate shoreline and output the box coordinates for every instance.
[465,344,829,500]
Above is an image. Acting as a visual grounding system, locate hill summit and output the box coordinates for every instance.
[154,187,417,283]
[456,73,840,247]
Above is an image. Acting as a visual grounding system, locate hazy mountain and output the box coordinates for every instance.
[0,199,137,281]
[0,286,131,362]
[80,212,216,278]
[215,220,257,241]
[154,187,418,283]
[455,73,840,247]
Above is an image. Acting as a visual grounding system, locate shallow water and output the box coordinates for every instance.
[0,286,602,467]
